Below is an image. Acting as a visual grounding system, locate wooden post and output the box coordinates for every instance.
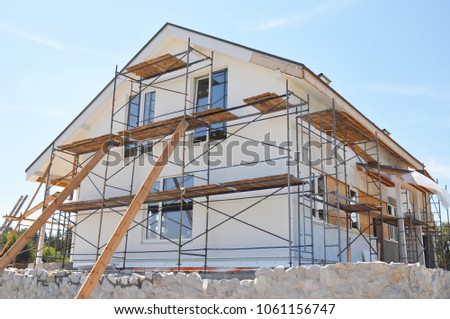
[76,120,188,299]
[0,193,60,256]
[0,143,112,271]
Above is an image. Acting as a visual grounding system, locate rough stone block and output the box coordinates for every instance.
[101,277,115,293]
[39,270,48,282]
[120,275,130,286]
[79,273,87,285]
[320,266,340,286]
[381,284,406,298]
[129,273,144,286]
[141,279,153,293]
[145,271,154,280]
[184,272,203,291]
[56,270,69,278]
[273,265,285,279]
[36,269,45,278]
[70,272,81,284]
[305,265,321,278]
[389,269,408,286]
[255,267,272,278]
[25,269,37,277]
[160,273,176,287]
[301,278,319,295]
[254,275,267,296]
[285,267,297,281]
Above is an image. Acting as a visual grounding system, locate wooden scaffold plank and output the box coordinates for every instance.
[75,119,189,299]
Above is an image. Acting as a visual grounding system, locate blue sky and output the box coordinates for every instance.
[0,0,449,223]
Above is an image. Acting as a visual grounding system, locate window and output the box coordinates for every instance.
[388,205,399,241]
[311,175,325,196]
[312,209,326,221]
[125,95,141,158]
[125,92,157,158]
[373,218,380,237]
[146,176,194,240]
[349,189,359,229]
[194,69,228,141]
[141,91,156,154]
[143,91,156,125]
[127,95,140,129]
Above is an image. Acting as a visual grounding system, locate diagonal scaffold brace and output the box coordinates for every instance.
[0,141,117,271]
[76,119,189,299]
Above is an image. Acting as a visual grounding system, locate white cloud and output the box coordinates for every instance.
[0,22,64,50]
[0,21,122,61]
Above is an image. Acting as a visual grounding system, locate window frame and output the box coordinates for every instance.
[141,91,156,155]
[125,91,157,158]
[145,175,194,241]
[387,204,399,242]
[193,69,228,142]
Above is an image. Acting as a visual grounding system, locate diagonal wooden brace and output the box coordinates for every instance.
[76,119,189,299]
[0,142,114,271]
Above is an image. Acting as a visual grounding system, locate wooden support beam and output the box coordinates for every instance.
[0,164,53,256]
[21,192,60,219]
[0,143,112,271]
[75,119,189,299]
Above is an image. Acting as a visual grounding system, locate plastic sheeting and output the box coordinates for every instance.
[399,170,450,209]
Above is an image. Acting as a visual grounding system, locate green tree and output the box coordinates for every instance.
[1,228,37,264]
[436,222,450,270]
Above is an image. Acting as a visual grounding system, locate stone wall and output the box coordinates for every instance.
[0,262,449,299]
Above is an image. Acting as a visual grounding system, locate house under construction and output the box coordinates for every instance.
[0,23,449,298]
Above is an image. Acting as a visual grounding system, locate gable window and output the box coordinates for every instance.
[141,91,156,154]
[127,95,140,129]
[125,92,157,158]
[125,94,141,158]
[146,175,194,240]
[194,69,228,141]
[143,91,156,125]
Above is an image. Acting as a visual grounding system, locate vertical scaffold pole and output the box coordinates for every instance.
[285,80,293,267]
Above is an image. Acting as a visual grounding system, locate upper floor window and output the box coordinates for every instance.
[194,69,228,141]
[127,94,140,129]
[141,91,156,154]
[125,91,156,158]
[143,91,156,125]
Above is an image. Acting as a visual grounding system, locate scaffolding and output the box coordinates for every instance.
[1,38,449,297]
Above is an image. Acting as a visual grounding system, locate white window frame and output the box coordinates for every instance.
[145,175,194,241]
